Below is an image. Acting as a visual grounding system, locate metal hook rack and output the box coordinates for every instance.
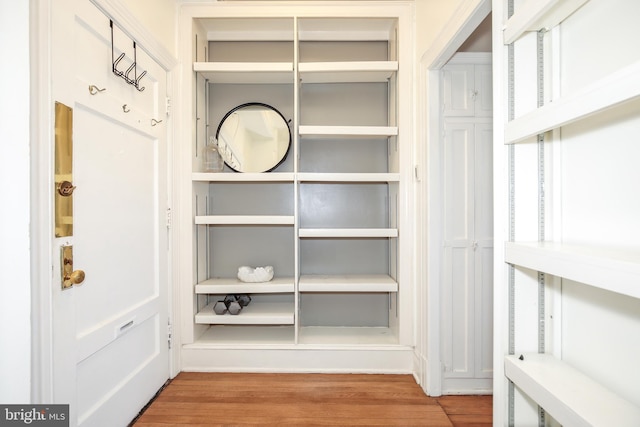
[110,20,146,92]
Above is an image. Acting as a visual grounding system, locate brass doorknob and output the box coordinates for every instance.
[69,270,86,285]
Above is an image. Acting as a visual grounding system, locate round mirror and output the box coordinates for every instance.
[215,103,291,173]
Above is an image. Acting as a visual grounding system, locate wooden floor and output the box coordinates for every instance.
[132,373,492,426]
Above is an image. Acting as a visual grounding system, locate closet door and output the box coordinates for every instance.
[441,118,493,392]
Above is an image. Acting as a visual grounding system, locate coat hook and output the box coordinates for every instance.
[122,104,130,113]
[88,85,106,95]
[151,118,163,127]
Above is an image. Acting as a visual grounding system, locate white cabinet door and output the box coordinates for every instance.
[51,1,170,425]
[442,63,492,117]
[441,119,493,392]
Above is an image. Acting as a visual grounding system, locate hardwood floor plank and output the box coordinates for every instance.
[132,373,491,426]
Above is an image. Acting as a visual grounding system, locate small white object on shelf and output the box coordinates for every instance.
[238,265,274,283]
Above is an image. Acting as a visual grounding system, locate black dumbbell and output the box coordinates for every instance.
[235,294,251,307]
[224,294,243,315]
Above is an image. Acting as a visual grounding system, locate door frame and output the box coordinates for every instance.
[415,0,491,396]
[30,0,178,403]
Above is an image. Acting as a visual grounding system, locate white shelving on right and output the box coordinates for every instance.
[495,0,640,425]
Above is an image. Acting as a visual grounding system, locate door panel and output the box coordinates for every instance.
[441,119,493,388]
[51,1,169,425]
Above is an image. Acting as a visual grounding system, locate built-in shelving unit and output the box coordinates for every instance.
[495,0,640,425]
[180,3,413,372]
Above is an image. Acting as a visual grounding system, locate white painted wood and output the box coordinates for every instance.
[297,173,400,182]
[442,62,492,117]
[51,1,169,425]
[181,346,414,373]
[505,242,640,300]
[298,61,397,83]
[440,57,493,393]
[298,327,398,345]
[195,215,295,225]
[192,172,295,182]
[505,354,640,427]
[193,326,295,345]
[505,60,640,144]
[503,0,590,45]
[196,277,295,294]
[196,301,295,325]
[299,274,398,292]
[299,228,398,238]
[443,64,474,116]
[193,61,293,84]
[299,125,398,137]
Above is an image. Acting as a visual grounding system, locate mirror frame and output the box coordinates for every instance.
[215,102,292,173]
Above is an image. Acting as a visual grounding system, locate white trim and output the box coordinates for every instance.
[417,0,491,397]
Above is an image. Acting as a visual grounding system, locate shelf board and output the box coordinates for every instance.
[299,61,398,83]
[196,301,294,325]
[298,327,398,345]
[505,60,640,144]
[299,228,398,238]
[297,173,400,182]
[195,277,295,294]
[299,274,397,292]
[195,215,294,225]
[192,172,295,182]
[503,0,589,45]
[299,125,398,137]
[193,62,294,84]
[505,353,640,427]
[193,325,295,346]
[505,241,640,299]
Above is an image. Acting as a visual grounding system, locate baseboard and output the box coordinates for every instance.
[181,345,414,374]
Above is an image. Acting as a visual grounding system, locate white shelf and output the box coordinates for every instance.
[297,173,400,182]
[505,241,640,299]
[505,60,640,144]
[299,61,397,83]
[298,327,397,345]
[505,353,640,427]
[193,62,294,84]
[195,215,294,225]
[299,228,398,238]
[195,301,294,325]
[195,277,295,294]
[192,172,295,182]
[299,125,398,137]
[503,0,589,45]
[193,325,295,346]
[299,274,397,292]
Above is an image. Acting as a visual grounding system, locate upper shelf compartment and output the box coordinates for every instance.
[195,17,295,84]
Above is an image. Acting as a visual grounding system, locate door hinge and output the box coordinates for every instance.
[165,97,171,116]
[166,208,172,229]
[167,319,173,349]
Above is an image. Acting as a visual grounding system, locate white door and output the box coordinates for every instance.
[441,119,493,393]
[51,1,170,425]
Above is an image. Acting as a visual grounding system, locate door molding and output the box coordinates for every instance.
[31,0,179,403]
[414,0,490,397]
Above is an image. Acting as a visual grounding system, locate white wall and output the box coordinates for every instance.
[120,0,178,56]
[0,1,32,403]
